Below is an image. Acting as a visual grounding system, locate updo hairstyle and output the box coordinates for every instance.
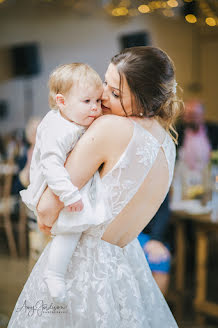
[111,46,183,143]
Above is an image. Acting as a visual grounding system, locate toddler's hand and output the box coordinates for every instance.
[66,199,84,212]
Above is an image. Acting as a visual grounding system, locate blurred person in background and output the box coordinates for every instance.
[172,97,212,203]
[6,129,26,160]
[178,100,211,172]
[138,193,171,295]
[171,92,214,279]
[177,82,218,152]
[10,117,41,249]
[11,117,41,195]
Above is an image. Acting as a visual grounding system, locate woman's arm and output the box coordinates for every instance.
[37,115,114,227]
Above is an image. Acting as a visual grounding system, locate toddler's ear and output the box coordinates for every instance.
[55,94,65,109]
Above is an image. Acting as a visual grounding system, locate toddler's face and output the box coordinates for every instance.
[61,83,103,126]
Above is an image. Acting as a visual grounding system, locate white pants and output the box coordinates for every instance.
[47,233,81,278]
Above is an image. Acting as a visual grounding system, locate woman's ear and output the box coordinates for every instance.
[55,94,65,110]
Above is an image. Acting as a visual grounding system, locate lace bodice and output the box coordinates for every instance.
[85,120,176,238]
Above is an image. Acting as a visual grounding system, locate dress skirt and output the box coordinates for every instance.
[8,233,178,328]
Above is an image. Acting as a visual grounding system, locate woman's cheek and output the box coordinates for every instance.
[111,101,117,114]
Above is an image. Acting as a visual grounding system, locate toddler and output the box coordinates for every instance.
[21,63,105,304]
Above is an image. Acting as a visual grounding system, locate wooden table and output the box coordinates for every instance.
[172,210,218,318]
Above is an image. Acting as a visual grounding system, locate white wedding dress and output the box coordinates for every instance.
[9,120,178,328]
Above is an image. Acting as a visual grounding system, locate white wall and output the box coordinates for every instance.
[0,5,196,133]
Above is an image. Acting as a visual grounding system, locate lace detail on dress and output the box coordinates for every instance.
[162,133,176,189]
[102,122,161,221]
[9,238,178,328]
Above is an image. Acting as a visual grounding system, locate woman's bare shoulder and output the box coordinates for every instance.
[86,115,133,138]
[77,115,134,159]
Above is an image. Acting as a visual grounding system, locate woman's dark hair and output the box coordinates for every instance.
[111,46,183,143]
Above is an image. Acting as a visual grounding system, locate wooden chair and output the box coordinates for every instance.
[0,159,18,257]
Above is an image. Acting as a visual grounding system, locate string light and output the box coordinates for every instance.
[205,17,216,26]
[185,14,197,23]
[138,5,150,14]
[104,0,218,27]
[112,7,128,16]
[118,7,128,15]
[199,0,218,27]
[167,0,178,8]
[155,1,162,9]
[149,1,159,10]
[111,8,120,16]
[161,2,167,8]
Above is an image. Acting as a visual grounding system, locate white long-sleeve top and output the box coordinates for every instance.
[20,110,86,214]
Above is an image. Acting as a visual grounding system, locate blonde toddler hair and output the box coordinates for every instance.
[48,63,102,110]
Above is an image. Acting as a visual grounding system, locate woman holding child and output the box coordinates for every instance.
[9,46,180,327]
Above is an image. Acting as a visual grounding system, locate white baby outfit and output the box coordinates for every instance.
[21,109,85,213]
[21,109,107,226]
[20,109,108,304]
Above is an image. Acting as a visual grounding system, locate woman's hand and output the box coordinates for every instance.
[36,187,63,227]
[37,216,52,235]
[144,240,171,263]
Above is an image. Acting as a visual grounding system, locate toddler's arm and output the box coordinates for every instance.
[37,116,111,229]
[40,126,82,208]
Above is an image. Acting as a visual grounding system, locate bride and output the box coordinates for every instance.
[9,46,180,327]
